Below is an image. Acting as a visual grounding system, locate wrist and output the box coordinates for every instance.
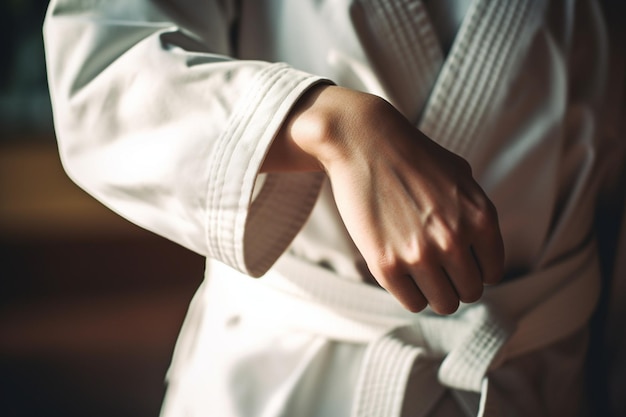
[261,83,334,172]
[263,84,388,172]
[289,85,390,171]
[262,83,391,174]
[287,84,344,171]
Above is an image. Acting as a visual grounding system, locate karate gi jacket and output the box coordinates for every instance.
[43,0,625,416]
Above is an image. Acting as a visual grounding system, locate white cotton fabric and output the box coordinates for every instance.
[43,0,625,416]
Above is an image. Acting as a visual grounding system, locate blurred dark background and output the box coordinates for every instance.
[0,1,205,416]
[0,0,53,140]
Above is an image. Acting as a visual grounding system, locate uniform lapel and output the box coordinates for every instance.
[350,0,444,122]
[418,0,547,158]
[351,0,546,159]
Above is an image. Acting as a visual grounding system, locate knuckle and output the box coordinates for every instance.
[473,202,496,229]
[405,244,432,269]
[375,250,403,277]
[431,224,462,256]
[439,234,460,255]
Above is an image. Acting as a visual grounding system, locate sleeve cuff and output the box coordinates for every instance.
[206,63,328,276]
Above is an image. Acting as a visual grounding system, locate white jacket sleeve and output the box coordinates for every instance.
[43,0,327,277]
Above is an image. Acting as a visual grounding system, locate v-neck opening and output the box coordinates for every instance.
[419,0,547,159]
[423,0,473,57]
[350,0,444,122]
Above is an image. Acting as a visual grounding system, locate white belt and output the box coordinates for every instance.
[218,238,600,417]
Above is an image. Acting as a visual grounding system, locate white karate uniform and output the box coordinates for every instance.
[43,0,624,416]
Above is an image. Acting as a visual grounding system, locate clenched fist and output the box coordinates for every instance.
[263,84,504,314]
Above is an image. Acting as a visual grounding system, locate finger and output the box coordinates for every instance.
[471,204,505,285]
[441,246,484,303]
[380,273,428,313]
[410,265,460,315]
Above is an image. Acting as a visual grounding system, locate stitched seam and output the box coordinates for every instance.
[439,0,508,152]
[458,0,534,156]
[361,0,426,100]
[450,1,525,155]
[419,0,485,142]
[206,63,282,266]
[384,0,431,94]
[236,76,319,272]
[225,65,294,268]
[428,0,491,147]
[421,0,533,159]
[245,174,323,274]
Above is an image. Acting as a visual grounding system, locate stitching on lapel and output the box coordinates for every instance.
[350,0,443,122]
[419,0,546,158]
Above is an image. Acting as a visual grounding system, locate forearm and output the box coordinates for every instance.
[44,0,326,275]
[262,83,334,173]
[262,83,391,173]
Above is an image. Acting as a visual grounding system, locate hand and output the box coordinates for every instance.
[264,85,505,314]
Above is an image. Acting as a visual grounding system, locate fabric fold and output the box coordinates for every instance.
[221,235,599,416]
